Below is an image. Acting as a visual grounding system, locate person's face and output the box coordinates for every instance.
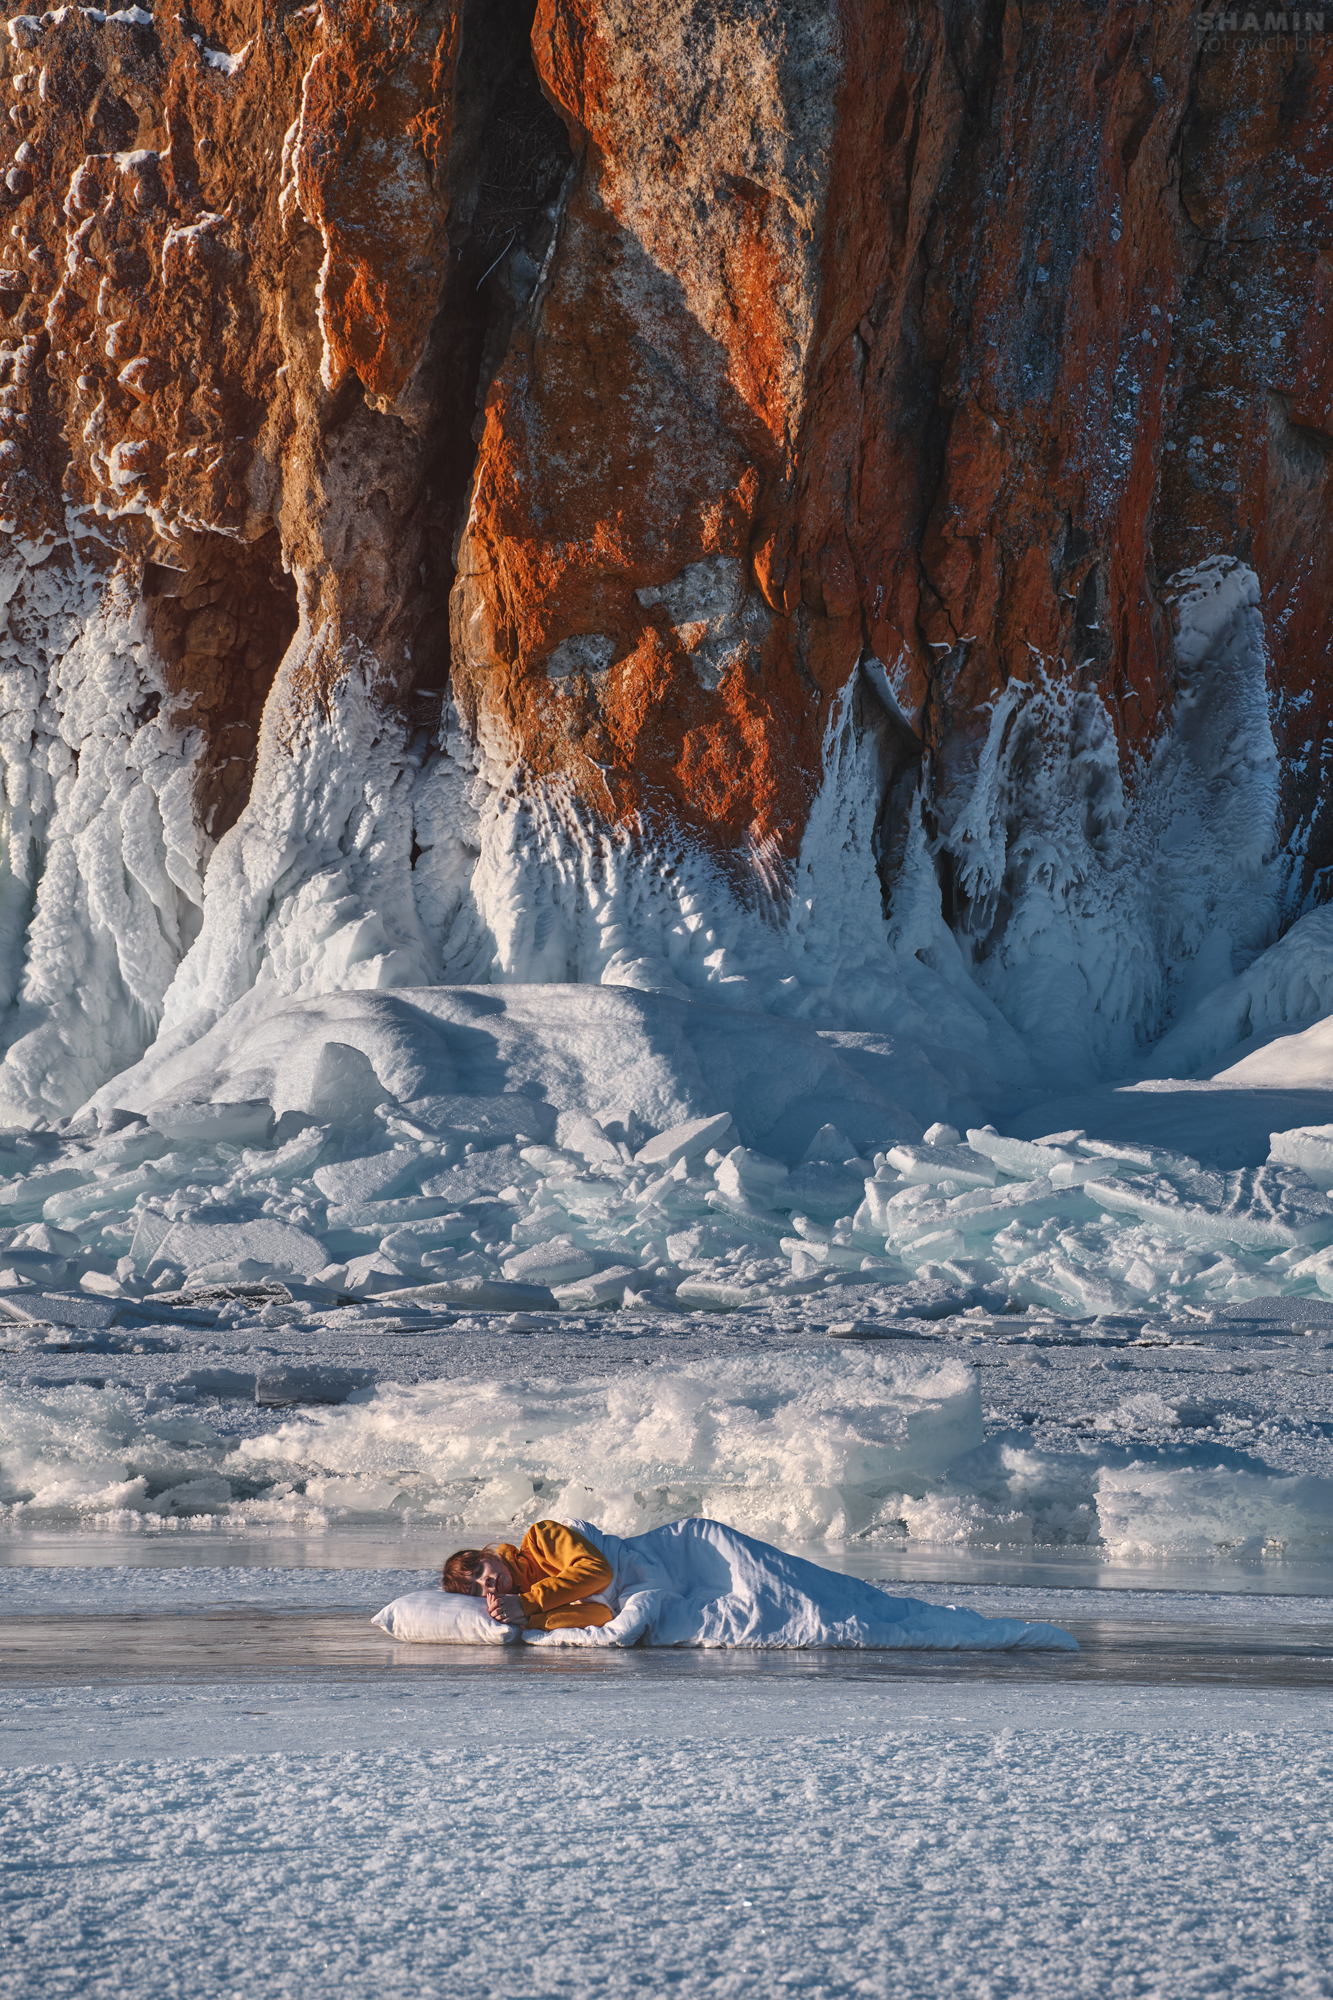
[474,1555,512,1595]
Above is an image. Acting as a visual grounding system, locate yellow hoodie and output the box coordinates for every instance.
[494,1520,615,1630]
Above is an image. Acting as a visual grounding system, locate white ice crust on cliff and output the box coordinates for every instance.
[153,610,435,1040]
[920,557,1283,1086]
[0,536,210,1125]
[0,547,1317,1132]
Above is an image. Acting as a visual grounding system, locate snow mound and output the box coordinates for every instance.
[88,984,945,1157]
[229,1350,983,1545]
[1146,906,1333,1080]
[1215,1012,1333,1090]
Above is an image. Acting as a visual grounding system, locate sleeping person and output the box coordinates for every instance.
[442,1518,616,1630]
[427,1513,1080,1652]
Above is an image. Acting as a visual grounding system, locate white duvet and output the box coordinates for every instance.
[374,1518,1078,1651]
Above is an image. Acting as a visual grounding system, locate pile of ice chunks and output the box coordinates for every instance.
[4,1099,1333,1319]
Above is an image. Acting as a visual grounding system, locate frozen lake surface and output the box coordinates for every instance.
[4,1538,1331,1996]
[3,1647,1330,1998]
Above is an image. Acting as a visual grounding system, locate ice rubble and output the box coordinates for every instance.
[2,976,1333,1321]
[3,1346,980,1536]
[3,975,1331,1558]
[5,1335,1331,1560]
[241,1350,985,1544]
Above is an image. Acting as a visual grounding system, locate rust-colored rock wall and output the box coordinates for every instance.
[0,0,553,810]
[453,2,1333,909]
[450,0,844,858]
[3,1,1332,945]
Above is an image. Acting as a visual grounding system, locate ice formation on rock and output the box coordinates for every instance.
[0,1,1328,1125]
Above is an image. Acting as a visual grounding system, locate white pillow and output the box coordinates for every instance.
[372,1588,521,1645]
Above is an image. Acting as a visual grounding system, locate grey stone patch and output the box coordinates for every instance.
[637,555,771,691]
[546,633,616,681]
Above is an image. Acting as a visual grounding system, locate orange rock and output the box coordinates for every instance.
[294,0,458,405]
[2,0,1331,927]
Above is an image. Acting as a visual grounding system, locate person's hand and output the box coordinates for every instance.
[484,1585,527,1627]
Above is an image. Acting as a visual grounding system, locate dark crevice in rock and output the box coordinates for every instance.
[404,0,573,703]
[145,528,298,842]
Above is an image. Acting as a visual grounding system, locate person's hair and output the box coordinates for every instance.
[442,1549,486,1595]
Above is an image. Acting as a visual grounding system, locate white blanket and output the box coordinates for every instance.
[520,1519,1077,1650]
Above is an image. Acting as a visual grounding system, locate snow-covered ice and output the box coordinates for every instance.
[2,1671,1330,2000]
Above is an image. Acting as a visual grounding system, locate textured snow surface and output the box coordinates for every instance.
[3,1677,1330,2000]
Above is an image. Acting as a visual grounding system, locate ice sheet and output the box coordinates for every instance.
[0,1562,433,1612]
[3,1677,1329,2000]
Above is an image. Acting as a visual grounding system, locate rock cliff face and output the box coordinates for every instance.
[0,0,1330,1117]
